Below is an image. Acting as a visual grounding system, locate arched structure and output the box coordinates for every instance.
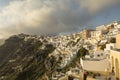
[111,56,114,67]
[110,50,120,79]
[115,58,119,79]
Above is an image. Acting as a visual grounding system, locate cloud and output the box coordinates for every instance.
[0,0,120,38]
[80,0,120,13]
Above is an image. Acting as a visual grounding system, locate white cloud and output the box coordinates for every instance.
[0,0,120,38]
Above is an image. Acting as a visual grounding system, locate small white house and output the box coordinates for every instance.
[104,43,115,51]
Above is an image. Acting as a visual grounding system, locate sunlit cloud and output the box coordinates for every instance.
[0,0,120,38]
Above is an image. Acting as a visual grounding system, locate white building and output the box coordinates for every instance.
[96,25,108,31]
[80,58,110,74]
[104,43,115,51]
[91,30,107,41]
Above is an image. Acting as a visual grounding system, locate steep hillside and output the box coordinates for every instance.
[0,32,84,80]
[0,34,59,80]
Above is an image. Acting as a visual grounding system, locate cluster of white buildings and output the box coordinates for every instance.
[12,21,120,79]
[13,33,82,69]
[79,21,120,79]
[48,21,120,76]
[49,33,82,68]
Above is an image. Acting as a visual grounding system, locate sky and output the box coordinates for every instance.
[0,0,120,39]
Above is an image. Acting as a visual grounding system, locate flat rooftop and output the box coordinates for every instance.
[113,48,120,52]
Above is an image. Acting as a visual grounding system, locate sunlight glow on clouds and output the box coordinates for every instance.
[0,0,120,38]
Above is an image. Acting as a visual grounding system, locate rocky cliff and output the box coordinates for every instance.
[0,34,59,80]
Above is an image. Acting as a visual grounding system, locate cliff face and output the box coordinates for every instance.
[0,32,83,80]
[0,34,58,80]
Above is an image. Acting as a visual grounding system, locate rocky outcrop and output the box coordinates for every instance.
[0,34,58,80]
[0,32,83,80]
